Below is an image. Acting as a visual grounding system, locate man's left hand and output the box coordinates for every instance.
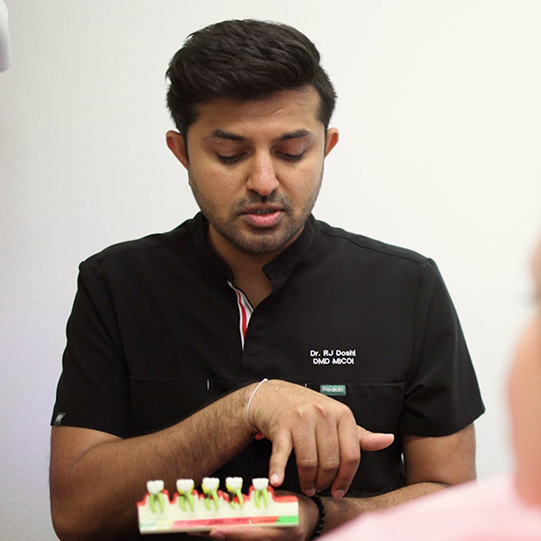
[201,492,319,541]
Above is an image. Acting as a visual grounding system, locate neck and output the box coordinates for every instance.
[208,227,300,308]
[228,261,272,309]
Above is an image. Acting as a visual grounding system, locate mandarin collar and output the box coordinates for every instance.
[189,212,318,286]
[262,215,317,280]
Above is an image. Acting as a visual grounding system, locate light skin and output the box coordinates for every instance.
[508,239,541,506]
[49,382,392,541]
[166,87,338,307]
[50,87,478,541]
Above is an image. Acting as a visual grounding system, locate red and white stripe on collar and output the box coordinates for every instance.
[228,282,253,349]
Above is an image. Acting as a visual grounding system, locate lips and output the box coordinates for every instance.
[243,204,283,215]
[242,206,284,228]
[249,208,279,215]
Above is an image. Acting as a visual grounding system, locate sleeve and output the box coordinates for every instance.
[51,260,131,437]
[399,258,485,436]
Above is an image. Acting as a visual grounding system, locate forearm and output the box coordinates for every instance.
[50,384,257,540]
[322,482,446,532]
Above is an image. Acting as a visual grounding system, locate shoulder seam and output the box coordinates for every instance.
[83,233,186,267]
[317,225,430,266]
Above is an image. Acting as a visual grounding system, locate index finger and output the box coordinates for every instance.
[268,431,294,488]
[358,426,395,451]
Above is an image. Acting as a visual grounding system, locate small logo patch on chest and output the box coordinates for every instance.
[320,384,346,396]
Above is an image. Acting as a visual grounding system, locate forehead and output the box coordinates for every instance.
[189,87,323,139]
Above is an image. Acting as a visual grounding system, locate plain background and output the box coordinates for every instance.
[1,1,541,539]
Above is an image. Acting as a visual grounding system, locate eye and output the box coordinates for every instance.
[217,153,244,165]
[280,152,305,163]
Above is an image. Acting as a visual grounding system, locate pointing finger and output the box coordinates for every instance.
[268,432,294,488]
[358,426,394,451]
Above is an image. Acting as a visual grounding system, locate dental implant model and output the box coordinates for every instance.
[137,476,299,534]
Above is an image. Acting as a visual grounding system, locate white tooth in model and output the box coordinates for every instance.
[202,477,220,510]
[226,476,244,508]
[252,478,269,509]
[176,479,195,511]
[146,480,165,513]
[147,480,164,495]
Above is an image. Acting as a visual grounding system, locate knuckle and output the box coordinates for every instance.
[272,435,288,449]
[272,431,292,449]
[320,459,340,473]
[295,404,311,420]
[338,403,355,420]
[341,448,361,465]
[296,457,318,471]
[311,402,339,421]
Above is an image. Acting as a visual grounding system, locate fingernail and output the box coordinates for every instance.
[270,473,279,485]
[305,488,315,497]
[333,489,345,499]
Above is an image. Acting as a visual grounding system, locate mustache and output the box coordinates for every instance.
[232,192,294,212]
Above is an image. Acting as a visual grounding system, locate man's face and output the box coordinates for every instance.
[167,87,338,262]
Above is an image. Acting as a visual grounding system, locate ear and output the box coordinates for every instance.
[324,128,339,157]
[166,130,189,169]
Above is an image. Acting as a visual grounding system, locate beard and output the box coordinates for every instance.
[188,172,322,256]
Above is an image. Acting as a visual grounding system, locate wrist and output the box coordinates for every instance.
[308,494,326,539]
[298,494,320,541]
[245,378,268,436]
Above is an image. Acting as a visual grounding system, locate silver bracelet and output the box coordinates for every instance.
[246,378,268,433]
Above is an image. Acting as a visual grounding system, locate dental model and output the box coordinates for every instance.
[137,476,299,534]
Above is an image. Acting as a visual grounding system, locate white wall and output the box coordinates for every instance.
[1,1,540,539]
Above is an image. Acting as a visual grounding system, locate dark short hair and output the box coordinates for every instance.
[166,19,336,138]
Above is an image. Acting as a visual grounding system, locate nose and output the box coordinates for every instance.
[245,153,279,196]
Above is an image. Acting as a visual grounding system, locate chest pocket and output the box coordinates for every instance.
[305,381,406,495]
[307,382,405,433]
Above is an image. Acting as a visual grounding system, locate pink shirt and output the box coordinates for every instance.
[322,475,541,541]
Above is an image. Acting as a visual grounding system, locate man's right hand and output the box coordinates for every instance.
[247,380,394,499]
[50,379,393,540]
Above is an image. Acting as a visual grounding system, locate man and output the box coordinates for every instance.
[49,20,484,541]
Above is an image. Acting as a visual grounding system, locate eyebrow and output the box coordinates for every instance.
[205,128,314,143]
